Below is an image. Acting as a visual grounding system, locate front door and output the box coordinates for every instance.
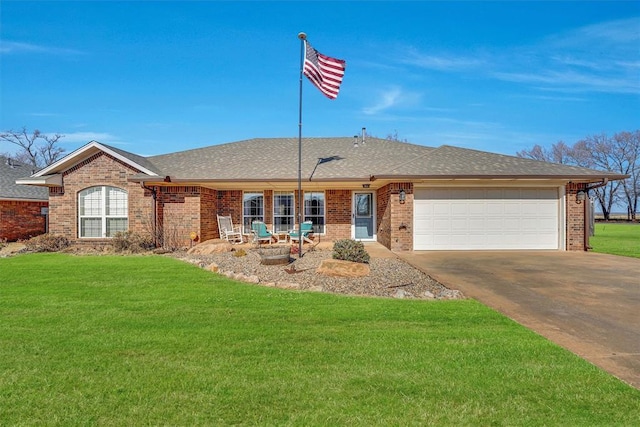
[353,192,375,240]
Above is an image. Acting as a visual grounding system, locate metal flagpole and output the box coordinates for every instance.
[297,32,306,258]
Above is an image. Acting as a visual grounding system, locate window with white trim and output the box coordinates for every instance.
[273,191,294,233]
[304,191,325,234]
[243,192,264,234]
[78,186,128,238]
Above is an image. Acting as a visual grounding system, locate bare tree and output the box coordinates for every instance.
[517,131,640,221]
[611,131,640,220]
[516,141,573,164]
[0,127,65,168]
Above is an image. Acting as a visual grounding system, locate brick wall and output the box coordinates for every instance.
[566,183,587,251]
[325,189,351,240]
[377,183,413,251]
[157,186,202,248]
[49,152,151,244]
[0,200,48,241]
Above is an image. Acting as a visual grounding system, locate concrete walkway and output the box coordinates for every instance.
[396,250,640,389]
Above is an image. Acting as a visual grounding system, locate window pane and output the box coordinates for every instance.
[304,191,325,234]
[106,218,128,237]
[243,192,263,233]
[106,187,128,216]
[79,187,102,216]
[81,218,102,238]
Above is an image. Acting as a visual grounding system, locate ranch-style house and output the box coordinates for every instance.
[16,134,625,251]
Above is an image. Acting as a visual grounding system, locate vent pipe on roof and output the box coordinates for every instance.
[361,127,366,145]
[353,135,359,148]
[6,157,14,167]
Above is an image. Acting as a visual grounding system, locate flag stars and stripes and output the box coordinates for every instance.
[303,41,346,100]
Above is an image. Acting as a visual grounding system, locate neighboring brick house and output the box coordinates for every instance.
[17,137,626,251]
[1,156,49,241]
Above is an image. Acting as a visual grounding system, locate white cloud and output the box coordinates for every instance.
[57,132,123,145]
[0,41,83,56]
[362,86,422,116]
[397,17,640,95]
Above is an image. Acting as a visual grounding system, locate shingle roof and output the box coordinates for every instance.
[24,137,625,184]
[147,137,435,181]
[0,156,48,200]
[145,137,622,182]
[375,145,621,179]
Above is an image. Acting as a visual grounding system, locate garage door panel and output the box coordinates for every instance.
[414,188,559,250]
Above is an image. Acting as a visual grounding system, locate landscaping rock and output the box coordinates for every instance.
[187,239,232,255]
[316,259,370,278]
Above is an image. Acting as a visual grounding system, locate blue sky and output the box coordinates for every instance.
[1,1,639,158]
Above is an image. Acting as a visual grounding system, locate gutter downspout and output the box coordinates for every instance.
[583,178,609,251]
[141,183,158,247]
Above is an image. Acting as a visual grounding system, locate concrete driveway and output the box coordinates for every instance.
[397,250,640,389]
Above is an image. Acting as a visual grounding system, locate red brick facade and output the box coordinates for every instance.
[376,183,413,251]
[40,153,590,252]
[0,200,48,241]
[565,182,588,251]
[48,152,149,244]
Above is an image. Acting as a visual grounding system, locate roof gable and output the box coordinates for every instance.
[31,141,161,178]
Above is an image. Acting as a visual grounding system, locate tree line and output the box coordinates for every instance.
[516,130,640,220]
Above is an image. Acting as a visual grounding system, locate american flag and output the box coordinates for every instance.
[303,40,346,100]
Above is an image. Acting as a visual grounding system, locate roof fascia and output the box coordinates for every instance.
[15,174,63,187]
[372,173,628,182]
[32,141,159,178]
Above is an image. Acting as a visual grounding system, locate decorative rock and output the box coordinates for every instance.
[316,259,370,278]
[208,262,219,273]
[187,239,232,255]
[394,289,406,299]
[439,289,464,299]
[423,290,435,299]
[245,275,260,284]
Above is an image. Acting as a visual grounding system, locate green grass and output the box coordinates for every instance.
[1,254,639,425]
[590,222,640,258]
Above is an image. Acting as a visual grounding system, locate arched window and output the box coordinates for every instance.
[78,186,128,238]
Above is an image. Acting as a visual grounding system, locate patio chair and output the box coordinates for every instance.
[251,221,275,246]
[217,215,243,244]
[289,220,314,244]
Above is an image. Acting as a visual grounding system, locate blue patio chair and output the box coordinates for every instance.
[289,220,314,244]
[251,221,274,246]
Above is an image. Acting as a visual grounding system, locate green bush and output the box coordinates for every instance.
[24,234,70,253]
[111,231,155,253]
[332,239,370,264]
[232,248,247,257]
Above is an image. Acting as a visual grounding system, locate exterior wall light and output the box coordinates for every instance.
[399,188,406,204]
[576,190,586,204]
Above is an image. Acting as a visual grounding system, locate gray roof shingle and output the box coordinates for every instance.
[0,156,48,200]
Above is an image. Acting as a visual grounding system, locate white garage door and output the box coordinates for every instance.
[414,188,560,250]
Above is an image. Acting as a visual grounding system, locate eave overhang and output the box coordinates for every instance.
[15,174,63,187]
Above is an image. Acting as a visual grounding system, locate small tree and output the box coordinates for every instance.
[0,127,65,168]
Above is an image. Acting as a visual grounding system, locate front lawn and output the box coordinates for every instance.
[590,222,640,258]
[1,254,638,425]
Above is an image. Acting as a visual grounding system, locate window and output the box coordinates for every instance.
[78,186,128,238]
[273,191,294,233]
[243,192,264,233]
[304,191,325,234]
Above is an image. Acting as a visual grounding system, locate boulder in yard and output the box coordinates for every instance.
[187,239,232,255]
[316,259,370,278]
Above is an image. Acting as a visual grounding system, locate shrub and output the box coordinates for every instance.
[111,231,155,253]
[24,234,70,253]
[332,239,370,264]
[232,248,247,257]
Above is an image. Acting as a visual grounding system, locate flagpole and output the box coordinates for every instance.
[297,32,306,258]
